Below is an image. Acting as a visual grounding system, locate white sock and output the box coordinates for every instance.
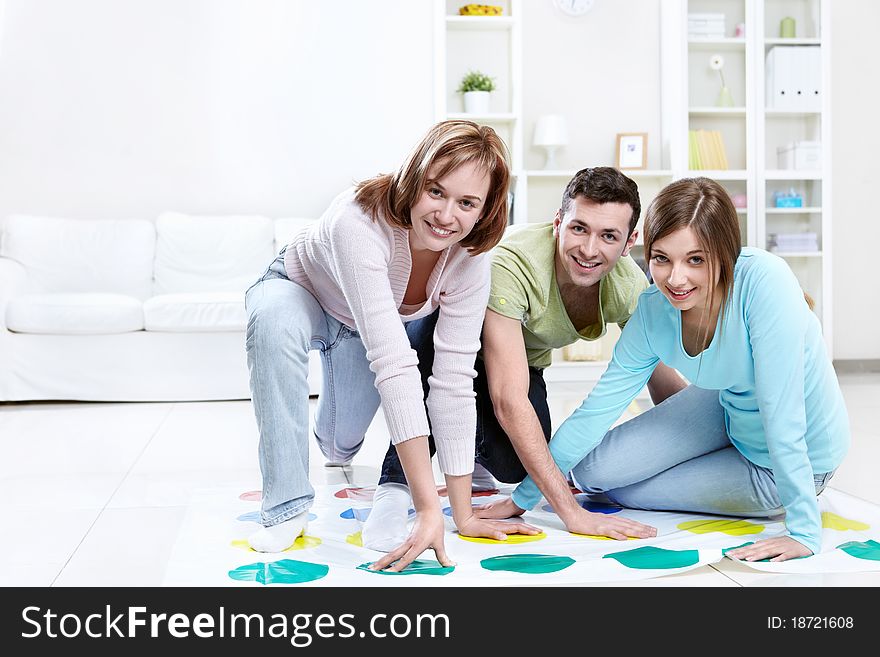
[472,461,497,492]
[362,483,411,552]
[248,512,309,553]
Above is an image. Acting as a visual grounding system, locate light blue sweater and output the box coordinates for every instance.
[512,248,849,554]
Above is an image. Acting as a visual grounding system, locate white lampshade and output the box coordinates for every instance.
[533,114,568,169]
[533,114,569,147]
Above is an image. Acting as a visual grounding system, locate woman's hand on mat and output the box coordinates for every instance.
[367,509,452,573]
[563,508,657,540]
[726,536,812,562]
[473,496,526,520]
[456,513,541,541]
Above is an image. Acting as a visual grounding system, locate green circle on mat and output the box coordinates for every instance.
[357,559,454,576]
[837,539,880,561]
[480,554,575,574]
[603,545,699,569]
[228,559,329,585]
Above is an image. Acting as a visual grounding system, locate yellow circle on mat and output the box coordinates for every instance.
[458,532,546,545]
[231,535,322,552]
[677,519,764,536]
[570,533,638,540]
[346,531,363,547]
[821,512,870,531]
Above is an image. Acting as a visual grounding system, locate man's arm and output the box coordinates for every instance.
[481,309,584,523]
[645,361,687,406]
[480,309,657,540]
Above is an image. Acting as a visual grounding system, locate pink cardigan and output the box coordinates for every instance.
[284,188,490,476]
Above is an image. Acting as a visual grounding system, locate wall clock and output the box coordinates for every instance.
[553,0,596,18]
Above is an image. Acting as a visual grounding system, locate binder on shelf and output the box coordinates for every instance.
[766,46,821,111]
[688,130,729,170]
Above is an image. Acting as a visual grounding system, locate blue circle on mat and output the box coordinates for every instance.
[542,496,622,515]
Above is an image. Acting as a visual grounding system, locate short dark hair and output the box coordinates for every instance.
[560,167,641,234]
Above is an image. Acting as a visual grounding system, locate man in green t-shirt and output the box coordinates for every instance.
[363,167,686,550]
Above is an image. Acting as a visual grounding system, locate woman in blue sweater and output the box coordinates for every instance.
[505,177,849,562]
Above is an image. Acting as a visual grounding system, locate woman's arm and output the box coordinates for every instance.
[738,256,821,558]
[512,303,660,511]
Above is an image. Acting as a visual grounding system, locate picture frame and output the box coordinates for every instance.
[615,132,648,169]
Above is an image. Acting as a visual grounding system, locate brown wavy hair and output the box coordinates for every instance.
[644,177,741,350]
[354,120,510,255]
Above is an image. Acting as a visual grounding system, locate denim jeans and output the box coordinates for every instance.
[378,309,552,486]
[245,252,381,526]
[569,384,834,518]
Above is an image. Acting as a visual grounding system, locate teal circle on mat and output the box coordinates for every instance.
[837,539,880,561]
[228,559,329,585]
[603,545,699,569]
[357,559,454,576]
[480,554,575,574]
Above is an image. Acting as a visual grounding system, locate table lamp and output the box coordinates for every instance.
[533,114,568,170]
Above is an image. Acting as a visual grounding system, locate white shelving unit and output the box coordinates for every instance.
[432,0,833,386]
[665,0,832,356]
[433,0,524,219]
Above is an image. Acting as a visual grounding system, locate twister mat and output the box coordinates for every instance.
[163,484,880,586]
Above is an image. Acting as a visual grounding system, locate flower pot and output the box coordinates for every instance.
[463,90,490,115]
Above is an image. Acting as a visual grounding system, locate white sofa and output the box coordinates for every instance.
[0,213,321,401]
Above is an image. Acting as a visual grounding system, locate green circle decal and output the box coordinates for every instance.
[604,545,699,569]
[228,559,329,585]
[357,559,455,576]
[837,539,880,561]
[480,554,575,574]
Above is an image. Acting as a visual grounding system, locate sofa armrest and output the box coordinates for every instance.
[0,256,27,331]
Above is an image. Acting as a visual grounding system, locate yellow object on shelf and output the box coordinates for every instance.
[459,4,503,16]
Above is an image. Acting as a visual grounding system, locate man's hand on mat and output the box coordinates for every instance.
[456,513,540,541]
[726,536,812,562]
[367,509,452,573]
[473,496,526,520]
[563,508,657,540]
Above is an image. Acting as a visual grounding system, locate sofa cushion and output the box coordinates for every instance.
[0,215,155,298]
[143,292,246,332]
[153,213,274,295]
[5,293,144,334]
[274,217,315,253]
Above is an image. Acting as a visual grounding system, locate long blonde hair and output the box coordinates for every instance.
[354,120,511,255]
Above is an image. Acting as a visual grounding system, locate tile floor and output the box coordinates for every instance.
[1,372,878,587]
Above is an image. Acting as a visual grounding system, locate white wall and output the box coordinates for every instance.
[831,1,880,360]
[0,0,875,358]
[0,0,434,220]
[522,0,663,172]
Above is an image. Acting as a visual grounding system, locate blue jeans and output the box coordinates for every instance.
[245,252,381,527]
[570,385,833,518]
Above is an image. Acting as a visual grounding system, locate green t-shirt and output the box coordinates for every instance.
[487,223,649,369]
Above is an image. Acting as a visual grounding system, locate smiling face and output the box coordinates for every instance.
[648,226,720,315]
[407,159,490,254]
[553,196,637,289]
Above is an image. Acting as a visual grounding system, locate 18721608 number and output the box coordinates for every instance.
[790,617,853,629]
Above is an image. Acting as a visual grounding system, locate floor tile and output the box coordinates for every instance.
[53,507,188,586]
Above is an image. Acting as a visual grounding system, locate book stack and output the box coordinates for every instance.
[688,130,729,170]
[767,232,819,253]
[688,13,726,39]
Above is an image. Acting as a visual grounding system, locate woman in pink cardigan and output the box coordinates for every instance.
[245,120,537,571]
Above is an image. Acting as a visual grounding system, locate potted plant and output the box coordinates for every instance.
[457,70,496,114]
